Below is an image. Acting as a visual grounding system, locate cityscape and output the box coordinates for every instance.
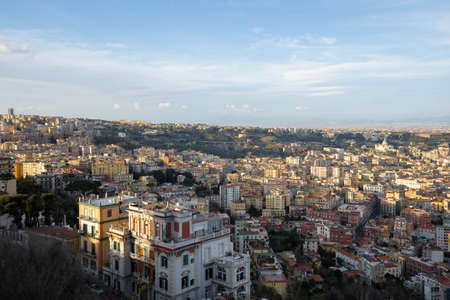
[0,109,448,300]
[1,1,450,300]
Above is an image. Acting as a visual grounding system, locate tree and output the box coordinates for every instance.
[25,194,43,227]
[248,205,261,217]
[0,195,26,228]
[17,177,41,194]
[254,282,282,300]
[0,237,95,300]
[65,180,101,195]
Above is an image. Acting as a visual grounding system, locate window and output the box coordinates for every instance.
[90,260,96,270]
[217,267,226,281]
[113,241,117,250]
[115,259,119,271]
[117,242,120,252]
[144,247,148,259]
[91,225,95,236]
[131,261,137,273]
[181,276,189,289]
[83,240,87,251]
[183,254,189,266]
[136,244,140,255]
[237,266,245,281]
[83,223,87,233]
[131,242,135,253]
[191,258,194,264]
[190,279,195,286]
[161,256,168,268]
[107,209,112,217]
[84,208,87,217]
[159,278,168,290]
[91,210,95,219]
[205,268,213,280]
[91,243,96,255]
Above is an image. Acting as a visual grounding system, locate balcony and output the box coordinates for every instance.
[130,252,153,263]
[151,228,231,250]
[78,229,99,239]
[79,215,96,222]
[81,249,97,258]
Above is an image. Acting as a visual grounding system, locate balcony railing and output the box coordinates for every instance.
[81,249,97,258]
[130,252,153,263]
[78,229,99,238]
[151,228,231,250]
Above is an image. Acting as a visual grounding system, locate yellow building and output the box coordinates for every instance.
[260,273,287,299]
[230,200,246,217]
[91,161,129,180]
[226,172,240,183]
[78,194,137,273]
[17,161,47,178]
[265,190,290,210]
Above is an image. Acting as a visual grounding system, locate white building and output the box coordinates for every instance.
[104,203,251,300]
[219,184,240,209]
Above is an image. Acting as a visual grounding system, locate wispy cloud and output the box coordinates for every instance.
[112,103,120,110]
[307,90,344,97]
[251,26,264,34]
[0,42,29,54]
[158,102,171,109]
[0,27,449,122]
[225,104,261,113]
[251,34,337,49]
[106,42,127,49]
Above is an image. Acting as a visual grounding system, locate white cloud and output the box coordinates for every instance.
[225,103,261,113]
[106,43,126,49]
[295,106,308,110]
[180,105,188,110]
[0,42,29,54]
[0,28,449,121]
[251,27,264,34]
[320,37,337,45]
[158,102,171,109]
[307,90,345,97]
[113,103,120,110]
[251,34,337,49]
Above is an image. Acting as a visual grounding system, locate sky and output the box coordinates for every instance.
[0,0,449,127]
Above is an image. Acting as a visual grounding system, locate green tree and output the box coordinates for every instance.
[64,180,100,194]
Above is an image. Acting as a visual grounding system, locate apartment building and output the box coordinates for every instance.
[103,203,251,300]
[219,184,240,209]
[91,160,130,181]
[78,194,138,274]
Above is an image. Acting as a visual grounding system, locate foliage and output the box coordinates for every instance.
[268,229,301,253]
[65,180,101,195]
[0,193,77,228]
[248,205,261,217]
[0,237,94,300]
[254,282,282,300]
[17,177,41,194]
[140,169,195,186]
[318,246,334,268]
[287,270,417,300]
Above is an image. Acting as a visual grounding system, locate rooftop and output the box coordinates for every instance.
[28,226,79,240]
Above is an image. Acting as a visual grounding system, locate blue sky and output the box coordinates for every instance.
[0,0,449,127]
